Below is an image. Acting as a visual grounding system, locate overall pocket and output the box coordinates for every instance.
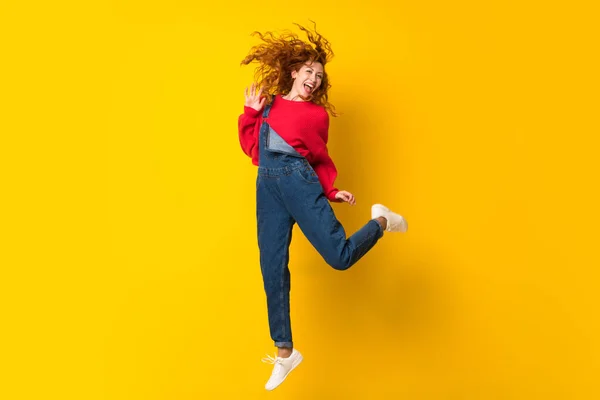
[295,164,320,184]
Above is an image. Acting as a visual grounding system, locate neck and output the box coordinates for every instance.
[282,90,305,102]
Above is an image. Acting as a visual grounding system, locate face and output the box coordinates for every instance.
[291,61,324,97]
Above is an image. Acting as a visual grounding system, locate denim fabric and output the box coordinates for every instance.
[256,101,384,348]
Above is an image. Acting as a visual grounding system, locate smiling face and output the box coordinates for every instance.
[290,61,324,99]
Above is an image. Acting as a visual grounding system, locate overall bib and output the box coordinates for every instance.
[256,100,383,348]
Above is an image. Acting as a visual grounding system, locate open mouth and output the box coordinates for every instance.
[303,83,315,94]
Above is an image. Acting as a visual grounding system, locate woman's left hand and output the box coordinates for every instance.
[335,190,356,205]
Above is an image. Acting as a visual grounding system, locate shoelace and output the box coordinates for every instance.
[261,354,283,365]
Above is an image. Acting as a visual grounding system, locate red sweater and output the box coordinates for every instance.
[238,94,340,201]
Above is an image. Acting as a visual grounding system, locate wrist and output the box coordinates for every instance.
[330,189,341,202]
[243,106,261,117]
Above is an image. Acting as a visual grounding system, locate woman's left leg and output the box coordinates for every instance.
[257,175,296,348]
[281,168,384,270]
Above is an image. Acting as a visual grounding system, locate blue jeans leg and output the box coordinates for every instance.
[281,169,384,271]
[256,175,295,348]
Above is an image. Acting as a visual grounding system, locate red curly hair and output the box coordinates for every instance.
[241,23,338,117]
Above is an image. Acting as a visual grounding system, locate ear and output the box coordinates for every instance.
[291,70,297,79]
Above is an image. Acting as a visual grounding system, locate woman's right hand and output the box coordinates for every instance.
[245,83,266,111]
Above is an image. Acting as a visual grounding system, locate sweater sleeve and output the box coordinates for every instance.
[238,106,261,159]
[311,112,341,202]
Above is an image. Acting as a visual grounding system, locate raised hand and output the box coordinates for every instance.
[245,83,266,111]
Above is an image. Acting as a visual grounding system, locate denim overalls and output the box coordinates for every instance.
[256,99,384,348]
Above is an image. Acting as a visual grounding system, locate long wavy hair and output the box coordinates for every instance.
[241,23,338,117]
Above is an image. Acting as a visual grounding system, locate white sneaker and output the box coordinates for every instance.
[371,204,408,233]
[262,349,303,391]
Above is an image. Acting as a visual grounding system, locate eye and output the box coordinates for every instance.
[317,74,323,79]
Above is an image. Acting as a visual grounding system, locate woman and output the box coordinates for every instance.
[238,24,408,391]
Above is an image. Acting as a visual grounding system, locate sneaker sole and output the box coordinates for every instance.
[395,217,408,233]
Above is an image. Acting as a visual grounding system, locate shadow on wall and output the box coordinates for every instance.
[290,230,464,397]
[283,97,466,397]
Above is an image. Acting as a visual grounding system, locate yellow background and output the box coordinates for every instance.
[2,0,599,399]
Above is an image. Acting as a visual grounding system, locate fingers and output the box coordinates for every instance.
[244,84,254,98]
[347,193,356,205]
[245,83,263,99]
[344,191,356,206]
[336,191,356,205]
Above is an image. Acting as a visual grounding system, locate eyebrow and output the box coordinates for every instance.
[305,65,324,74]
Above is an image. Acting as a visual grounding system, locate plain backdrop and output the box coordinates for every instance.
[1,0,599,399]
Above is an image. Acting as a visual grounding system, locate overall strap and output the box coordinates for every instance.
[262,96,275,119]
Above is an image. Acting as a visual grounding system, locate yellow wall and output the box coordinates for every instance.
[2,0,599,399]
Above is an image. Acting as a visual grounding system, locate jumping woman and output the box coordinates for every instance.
[238,24,408,391]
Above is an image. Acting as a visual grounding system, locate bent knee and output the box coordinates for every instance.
[326,257,352,271]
